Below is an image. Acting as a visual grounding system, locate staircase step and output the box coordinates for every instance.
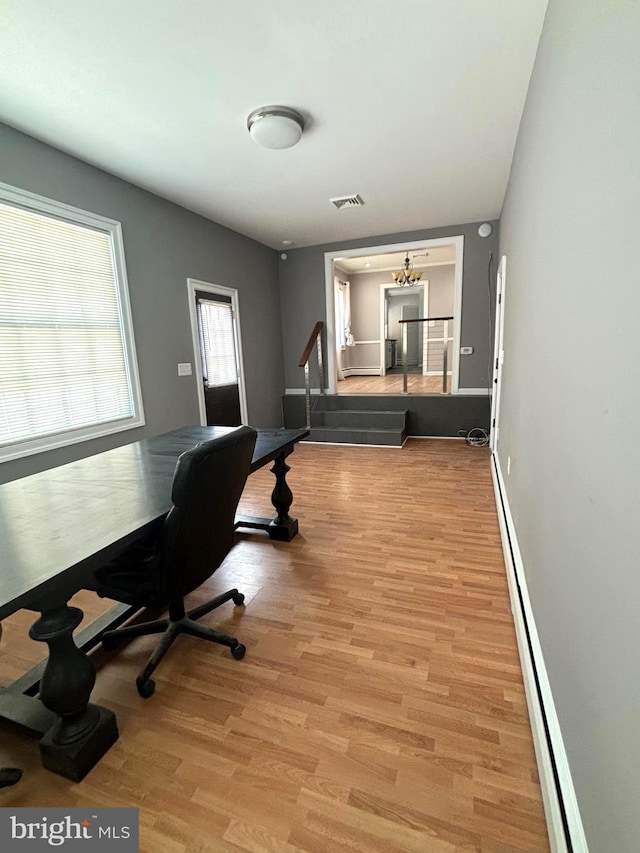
[307,427,405,446]
[311,409,406,430]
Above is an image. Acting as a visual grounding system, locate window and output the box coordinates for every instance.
[0,183,144,462]
[196,298,238,387]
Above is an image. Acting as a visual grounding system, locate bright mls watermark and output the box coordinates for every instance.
[0,808,138,850]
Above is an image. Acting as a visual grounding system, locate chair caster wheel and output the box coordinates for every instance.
[232,591,245,606]
[231,643,246,660]
[136,678,156,698]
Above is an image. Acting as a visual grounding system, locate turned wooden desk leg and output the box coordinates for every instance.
[29,604,118,781]
[267,451,299,541]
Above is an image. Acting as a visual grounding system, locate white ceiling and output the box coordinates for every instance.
[0,1,547,249]
[335,245,456,274]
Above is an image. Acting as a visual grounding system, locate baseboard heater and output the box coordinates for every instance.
[491,453,588,853]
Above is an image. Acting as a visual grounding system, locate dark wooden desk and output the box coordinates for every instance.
[0,426,308,780]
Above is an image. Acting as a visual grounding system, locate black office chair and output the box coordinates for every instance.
[94,426,257,698]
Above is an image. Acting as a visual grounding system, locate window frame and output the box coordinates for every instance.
[0,181,145,463]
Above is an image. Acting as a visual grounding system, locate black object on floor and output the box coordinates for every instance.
[0,767,22,787]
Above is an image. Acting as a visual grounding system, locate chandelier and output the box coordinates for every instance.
[392,252,423,286]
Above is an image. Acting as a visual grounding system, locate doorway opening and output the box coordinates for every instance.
[187,278,248,426]
[381,283,424,375]
[324,236,463,395]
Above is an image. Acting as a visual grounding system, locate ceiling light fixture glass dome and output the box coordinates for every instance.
[247,106,305,150]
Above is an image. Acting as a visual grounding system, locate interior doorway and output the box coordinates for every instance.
[381,285,424,375]
[187,278,248,426]
[324,236,463,395]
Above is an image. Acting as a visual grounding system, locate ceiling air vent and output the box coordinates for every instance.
[329,194,364,210]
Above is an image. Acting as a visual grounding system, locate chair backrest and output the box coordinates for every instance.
[158,426,257,603]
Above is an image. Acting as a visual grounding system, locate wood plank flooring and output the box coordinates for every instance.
[337,374,452,394]
[0,439,549,852]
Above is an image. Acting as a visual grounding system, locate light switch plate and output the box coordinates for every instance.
[460,346,473,355]
[177,362,193,376]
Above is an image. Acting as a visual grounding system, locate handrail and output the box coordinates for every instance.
[298,322,324,367]
[299,322,325,428]
[398,315,453,324]
[397,316,453,395]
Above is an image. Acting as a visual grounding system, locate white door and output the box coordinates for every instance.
[489,256,507,451]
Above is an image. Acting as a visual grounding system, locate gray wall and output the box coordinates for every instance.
[279,220,499,391]
[348,270,386,369]
[426,264,455,317]
[348,270,385,343]
[0,123,285,484]
[498,1,640,849]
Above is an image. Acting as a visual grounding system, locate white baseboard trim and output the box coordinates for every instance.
[407,435,465,440]
[303,440,405,449]
[455,387,490,395]
[491,454,588,853]
[285,387,322,395]
[342,368,381,376]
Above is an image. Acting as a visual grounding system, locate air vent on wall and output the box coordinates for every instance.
[329,194,364,210]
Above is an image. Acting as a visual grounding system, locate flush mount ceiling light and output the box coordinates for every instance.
[247,106,305,149]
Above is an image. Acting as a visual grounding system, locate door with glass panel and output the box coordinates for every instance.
[194,290,242,426]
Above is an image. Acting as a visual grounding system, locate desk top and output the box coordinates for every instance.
[0,426,308,619]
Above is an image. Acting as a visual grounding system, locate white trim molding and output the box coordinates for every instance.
[325,235,464,395]
[455,387,490,396]
[0,181,145,462]
[341,368,381,377]
[408,435,465,440]
[491,453,589,853]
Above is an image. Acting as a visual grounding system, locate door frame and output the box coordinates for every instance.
[325,235,464,394]
[187,278,249,426]
[489,255,507,451]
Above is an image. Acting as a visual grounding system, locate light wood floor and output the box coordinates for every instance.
[0,440,549,852]
[337,374,452,394]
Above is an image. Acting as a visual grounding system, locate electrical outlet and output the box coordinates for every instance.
[177,362,192,376]
[507,456,511,475]
[460,346,473,355]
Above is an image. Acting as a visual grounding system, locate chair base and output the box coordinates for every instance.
[102,588,246,698]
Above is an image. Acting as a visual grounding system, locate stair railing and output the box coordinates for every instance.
[298,321,325,428]
[398,316,453,394]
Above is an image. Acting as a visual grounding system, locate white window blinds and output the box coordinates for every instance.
[0,191,144,461]
[197,299,238,387]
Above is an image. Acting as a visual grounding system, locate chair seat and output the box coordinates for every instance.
[95,550,161,608]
